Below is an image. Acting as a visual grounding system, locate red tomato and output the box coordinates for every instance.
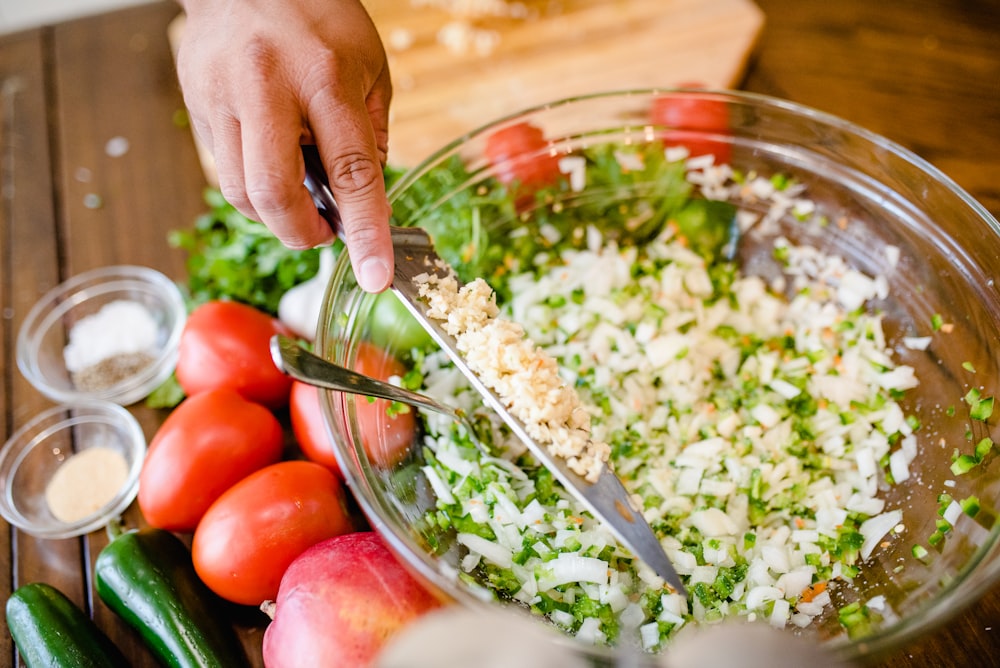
[138,388,284,531]
[650,83,731,164]
[484,121,562,192]
[337,342,417,469]
[192,460,354,606]
[290,380,342,477]
[175,300,294,409]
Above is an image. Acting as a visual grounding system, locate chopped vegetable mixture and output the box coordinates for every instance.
[403,146,926,652]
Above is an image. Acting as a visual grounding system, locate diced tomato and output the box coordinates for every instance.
[800,580,828,603]
[650,83,731,164]
[484,121,562,193]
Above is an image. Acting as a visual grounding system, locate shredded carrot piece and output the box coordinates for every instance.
[800,581,828,603]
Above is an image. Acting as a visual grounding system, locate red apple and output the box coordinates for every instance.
[261,532,443,667]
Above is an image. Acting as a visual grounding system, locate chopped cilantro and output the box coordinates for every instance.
[170,188,326,314]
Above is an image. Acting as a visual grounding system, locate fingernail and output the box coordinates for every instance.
[359,257,391,292]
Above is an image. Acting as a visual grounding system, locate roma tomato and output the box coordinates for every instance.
[192,461,354,606]
[650,83,731,164]
[289,380,342,477]
[138,388,284,532]
[339,342,417,469]
[175,300,294,409]
[484,121,562,192]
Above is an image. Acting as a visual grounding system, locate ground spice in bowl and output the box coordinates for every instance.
[44,446,130,523]
[70,352,158,392]
[62,299,159,392]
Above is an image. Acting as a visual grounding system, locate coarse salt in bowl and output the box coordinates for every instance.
[16,265,186,406]
[317,89,1000,664]
[0,401,146,539]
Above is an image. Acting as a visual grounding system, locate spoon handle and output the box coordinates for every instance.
[270,335,458,419]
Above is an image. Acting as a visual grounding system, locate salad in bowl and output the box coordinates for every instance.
[316,89,1000,663]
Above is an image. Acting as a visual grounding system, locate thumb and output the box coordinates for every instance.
[321,145,394,293]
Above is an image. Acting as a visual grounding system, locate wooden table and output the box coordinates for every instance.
[1,1,998,665]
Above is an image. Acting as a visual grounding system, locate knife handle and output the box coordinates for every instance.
[301,144,344,237]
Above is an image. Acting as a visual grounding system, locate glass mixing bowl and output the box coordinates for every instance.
[315,89,1000,663]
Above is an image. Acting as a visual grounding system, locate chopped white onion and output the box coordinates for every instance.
[456,533,513,569]
[860,509,904,560]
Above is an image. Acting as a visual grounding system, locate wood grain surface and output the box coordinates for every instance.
[1,1,999,666]
[169,0,764,182]
[367,0,764,165]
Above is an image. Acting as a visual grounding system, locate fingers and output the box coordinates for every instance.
[367,63,393,166]
[307,58,394,293]
[177,35,262,226]
[239,89,334,249]
[182,51,333,248]
[175,0,394,293]
[312,106,394,293]
[208,116,257,222]
[189,114,259,222]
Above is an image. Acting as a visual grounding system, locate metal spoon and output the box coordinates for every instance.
[270,334,481,437]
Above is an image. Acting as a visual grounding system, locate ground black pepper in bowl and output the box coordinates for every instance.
[17,265,186,406]
[71,351,158,392]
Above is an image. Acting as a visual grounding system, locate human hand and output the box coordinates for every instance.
[175,0,394,292]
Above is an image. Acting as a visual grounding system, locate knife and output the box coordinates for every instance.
[301,145,687,597]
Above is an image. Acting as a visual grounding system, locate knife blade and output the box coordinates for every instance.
[302,145,687,597]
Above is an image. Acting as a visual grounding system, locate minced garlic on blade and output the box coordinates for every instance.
[414,268,610,481]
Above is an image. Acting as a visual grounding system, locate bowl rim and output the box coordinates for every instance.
[15,264,187,405]
[322,87,1000,661]
[0,400,146,539]
[386,86,998,235]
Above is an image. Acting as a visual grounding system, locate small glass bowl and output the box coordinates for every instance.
[0,401,146,539]
[16,265,186,406]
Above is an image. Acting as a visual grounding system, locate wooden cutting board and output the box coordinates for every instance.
[371,0,764,166]
[169,0,763,178]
